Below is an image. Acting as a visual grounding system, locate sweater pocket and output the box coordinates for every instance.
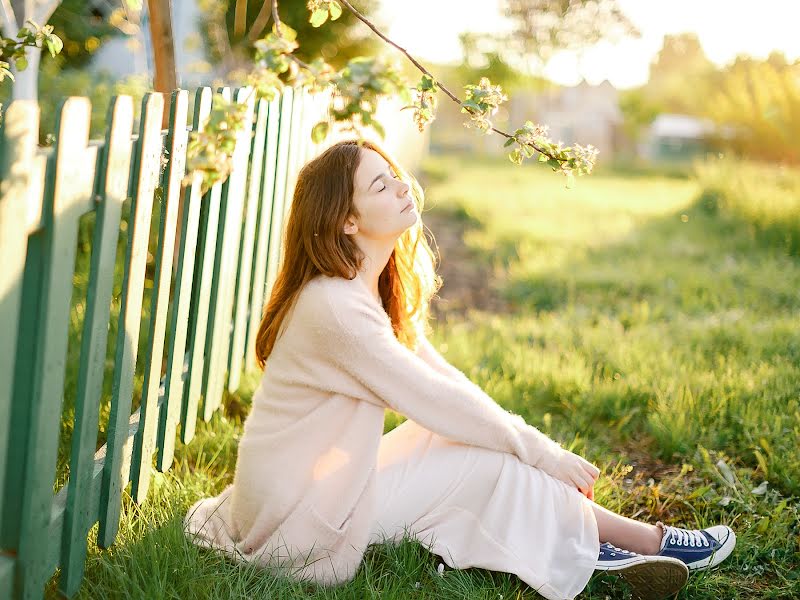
[263,500,360,586]
[307,503,354,545]
[276,499,354,553]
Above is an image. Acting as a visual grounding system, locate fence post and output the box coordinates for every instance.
[0,101,41,600]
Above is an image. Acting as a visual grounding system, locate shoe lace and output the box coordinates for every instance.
[665,525,709,548]
[603,543,637,556]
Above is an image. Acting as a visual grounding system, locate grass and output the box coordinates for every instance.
[693,156,800,256]
[48,154,799,598]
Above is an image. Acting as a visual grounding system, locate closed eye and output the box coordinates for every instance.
[378,170,401,192]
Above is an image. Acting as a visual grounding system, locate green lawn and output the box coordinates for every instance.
[51,154,799,598]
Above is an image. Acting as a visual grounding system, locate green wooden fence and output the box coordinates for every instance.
[0,84,328,599]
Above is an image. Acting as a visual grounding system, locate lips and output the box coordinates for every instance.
[402,201,413,212]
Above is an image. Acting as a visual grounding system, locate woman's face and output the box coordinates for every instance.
[344,148,417,241]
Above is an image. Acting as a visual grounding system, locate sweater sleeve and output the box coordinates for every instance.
[414,333,473,385]
[317,282,567,475]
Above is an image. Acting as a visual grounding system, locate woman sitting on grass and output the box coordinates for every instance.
[184,139,736,600]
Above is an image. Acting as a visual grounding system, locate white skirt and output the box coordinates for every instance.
[368,419,600,600]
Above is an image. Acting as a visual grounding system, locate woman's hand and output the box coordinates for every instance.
[548,450,600,500]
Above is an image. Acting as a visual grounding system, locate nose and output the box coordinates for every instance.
[396,179,410,196]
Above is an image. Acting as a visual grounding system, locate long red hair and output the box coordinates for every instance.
[254,139,442,371]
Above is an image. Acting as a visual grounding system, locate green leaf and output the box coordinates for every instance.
[398,87,412,105]
[418,74,435,91]
[503,137,515,148]
[14,56,27,71]
[311,121,329,143]
[310,8,329,27]
[370,119,385,140]
[45,34,63,57]
[329,1,343,20]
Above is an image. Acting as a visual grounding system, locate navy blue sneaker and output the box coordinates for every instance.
[596,542,689,600]
[655,520,737,571]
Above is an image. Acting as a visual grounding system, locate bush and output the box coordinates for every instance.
[694,157,800,255]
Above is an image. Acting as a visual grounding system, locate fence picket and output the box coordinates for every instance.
[284,88,306,225]
[244,96,281,371]
[198,87,232,421]
[201,87,255,417]
[98,92,165,546]
[265,87,295,299]
[155,88,196,472]
[14,96,96,598]
[180,87,216,444]
[59,95,135,596]
[129,90,188,504]
[227,96,270,391]
[0,101,41,600]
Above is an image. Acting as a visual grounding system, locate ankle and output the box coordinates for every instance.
[650,521,666,553]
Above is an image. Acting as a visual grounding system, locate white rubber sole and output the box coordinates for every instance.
[604,555,690,600]
[596,553,652,571]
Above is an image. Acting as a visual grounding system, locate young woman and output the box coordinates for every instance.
[184,139,736,600]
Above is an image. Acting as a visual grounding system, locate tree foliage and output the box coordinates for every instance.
[185,0,602,192]
[46,0,121,69]
[200,0,380,73]
[619,32,800,164]
[704,55,800,163]
[503,0,638,67]
[0,19,62,82]
[647,32,716,114]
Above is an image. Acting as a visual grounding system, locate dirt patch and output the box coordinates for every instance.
[422,208,511,321]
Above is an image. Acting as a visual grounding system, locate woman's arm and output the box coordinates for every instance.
[316,285,568,476]
[413,332,472,386]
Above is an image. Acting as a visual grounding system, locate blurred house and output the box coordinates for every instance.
[430,79,626,161]
[515,80,625,159]
[641,114,715,161]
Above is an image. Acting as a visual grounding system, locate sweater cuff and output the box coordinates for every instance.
[507,413,566,475]
[528,433,567,475]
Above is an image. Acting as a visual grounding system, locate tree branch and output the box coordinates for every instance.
[247,0,273,42]
[234,0,247,38]
[268,1,321,73]
[271,0,281,37]
[268,0,555,160]
[334,0,549,155]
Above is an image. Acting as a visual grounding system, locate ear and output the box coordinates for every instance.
[343,215,358,235]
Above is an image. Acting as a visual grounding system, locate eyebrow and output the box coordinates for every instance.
[368,167,397,190]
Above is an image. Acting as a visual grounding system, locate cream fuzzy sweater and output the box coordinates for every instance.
[184,271,570,586]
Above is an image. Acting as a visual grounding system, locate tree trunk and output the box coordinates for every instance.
[4,0,61,102]
[147,0,176,127]
[10,45,40,101]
